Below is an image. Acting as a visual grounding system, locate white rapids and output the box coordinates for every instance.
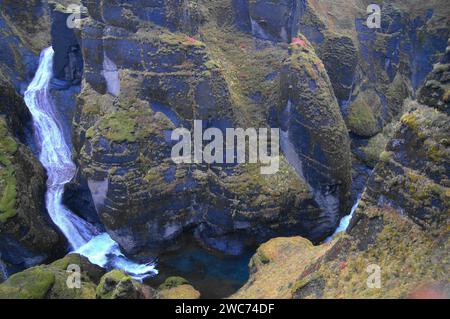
[24,47,157,280]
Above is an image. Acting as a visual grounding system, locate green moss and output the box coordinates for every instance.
[93,108,157,143]
[401,113,419,131]
[158,276,189,290]
[159,32,205,48]
[347,94,379,137]
[0,267,55,299]
[443,88,450,102]
[0,118,18,222]
[379,151,393,163]
[96,270,132,299]
[361,134,388,167]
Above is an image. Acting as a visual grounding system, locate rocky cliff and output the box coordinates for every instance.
[0,0,448,299]
[69,0,352,256]
[234,96,449,298]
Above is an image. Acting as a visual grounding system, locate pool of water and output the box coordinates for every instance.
[145,237,254,299]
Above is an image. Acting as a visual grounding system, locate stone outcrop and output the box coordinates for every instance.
[96,269,151,299]
[0,0,51,90]
[278,36,352,238]
[235,100,449,299]
[418,38,450,114]
[49,3,84,89]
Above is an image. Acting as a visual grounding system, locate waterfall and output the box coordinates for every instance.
[250,18,271,40]
[24,47,157,280]
[324,195,362,243]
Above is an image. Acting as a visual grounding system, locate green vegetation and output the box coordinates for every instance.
[347,93,379,137]
[0,117,18,222]
[0,267,55,299]
[158,276,189,290]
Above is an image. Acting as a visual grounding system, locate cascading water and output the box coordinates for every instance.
[24,47,157,280]
[324,195,362,243]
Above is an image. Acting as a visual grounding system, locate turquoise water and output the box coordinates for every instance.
[146,238,253,299]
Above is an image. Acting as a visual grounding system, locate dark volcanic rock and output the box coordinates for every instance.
[278,36,352,239]
[50,6,84,88]
[418,38,450,114]
[248,0,303,42]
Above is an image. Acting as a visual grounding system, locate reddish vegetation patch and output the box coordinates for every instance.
[185,36,199,44]
[291,37,307,47]
[408,282,449,299]
[337,261,348,271]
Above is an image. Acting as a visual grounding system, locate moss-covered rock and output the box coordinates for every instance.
[0,254,104,299]
[347,89,382,137]
[158,276,189,290]
[418,39,450,115]
[232,237,331,299]
[70,1,352,256]
[278,35,352,238]
[158,284,201,299]
[96,270,145,299]
[293,104,449,298]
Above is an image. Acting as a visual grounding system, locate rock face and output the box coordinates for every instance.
[248,0,303,42]
[50,3,84,88]
[0,0,51,90]
[418,38,450,114]
[296,0,449,137]
[278,36,352,238]
[70,0,352,255]
[232,236,330,299]
[235,100,449,299]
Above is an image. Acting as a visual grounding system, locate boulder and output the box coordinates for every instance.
[96,270,149,299]
[158,276,200,299]
[0,254,104,299]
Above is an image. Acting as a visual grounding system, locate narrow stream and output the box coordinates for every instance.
[24,47,157,280]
